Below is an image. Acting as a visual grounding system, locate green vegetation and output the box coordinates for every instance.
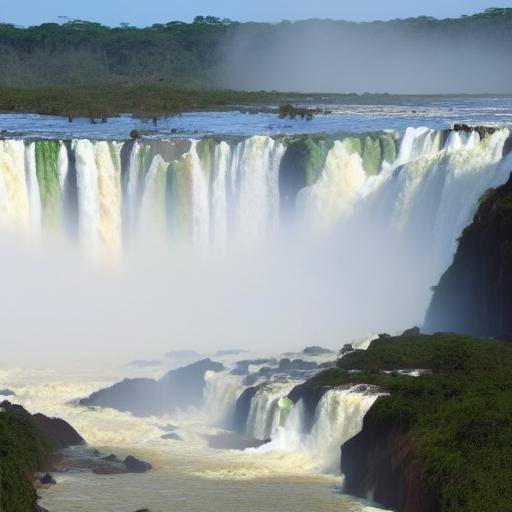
[0,403,53,512]
[0,9,509,120]
[303,333,512,511]
[278,104,323,120]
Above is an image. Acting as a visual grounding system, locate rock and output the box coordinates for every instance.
[80,359,224,417]
[232,386,259,433]
[0,388,15,396]
[302,345,334,355]
[130,129,143,139]
[288,383,328,433]
[161,432,182,441]
[34,505,51,512]
[32,412,85,449]
[39,473,56,485]
[102,454,120,462]
[341,415,439,512]
[425,172,512,339]
[0,400,84,449]
[339,344,354,355]
[401,326,421,337]
[230,358,275,375]
[124,455,152,473]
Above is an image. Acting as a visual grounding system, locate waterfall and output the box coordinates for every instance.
[203,370,244,427]
[236,379,381,474]
[0,140,30,233]
[0,128,508,273]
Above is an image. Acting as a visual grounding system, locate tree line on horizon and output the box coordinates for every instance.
[0,8,510,89]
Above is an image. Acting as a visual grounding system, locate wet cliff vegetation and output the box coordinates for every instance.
[299,333,512,512]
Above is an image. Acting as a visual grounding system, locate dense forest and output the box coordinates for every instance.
[0,8,510,90]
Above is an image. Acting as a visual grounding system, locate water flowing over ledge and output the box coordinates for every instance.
[0,127,510,266]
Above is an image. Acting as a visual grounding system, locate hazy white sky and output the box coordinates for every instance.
[0,0,509,26]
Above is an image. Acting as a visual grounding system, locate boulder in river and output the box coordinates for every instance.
[80,359,224,416]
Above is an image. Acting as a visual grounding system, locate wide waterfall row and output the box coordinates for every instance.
[203,367,381,475]
[0,128,510,264]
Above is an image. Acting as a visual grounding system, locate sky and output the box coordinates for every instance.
[0,0,509,27]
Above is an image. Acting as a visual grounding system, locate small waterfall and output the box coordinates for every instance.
[0,140,30,232]
[25,142,41,238]
[203,370,244,427]
[244,385,381,475]
[245,381,299,440]
[73,139,101,258]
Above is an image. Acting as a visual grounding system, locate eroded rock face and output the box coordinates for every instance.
[425,172,512,339]
[80,359,224,417]
[341,416,439,512]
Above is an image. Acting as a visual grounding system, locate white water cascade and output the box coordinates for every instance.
[227,377,382,475]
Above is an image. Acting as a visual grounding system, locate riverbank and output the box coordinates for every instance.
[1,86,511,125]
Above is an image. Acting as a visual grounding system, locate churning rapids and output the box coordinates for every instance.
[1,113,512,511]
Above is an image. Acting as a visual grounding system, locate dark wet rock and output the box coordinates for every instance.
[341,418,439,512]
[504,132,512,157]
[102,454,120,462]
[401,326,421,337]
[278,358,317,371]
[38,473,56,485]
[130,129,143,139]
[0,388,15,396]
[231,358,276,375]
[232,386,259,433]
[80,359,224,417]
[287,384,327,433]
[203,431,269,450]
[378,333,391,339]
[425,172,512,339]
[78,451,153,475]
[34,505,51,512]
[161,432,182,441]
[452,124,498,140]
[124,455,152,473]
[303,345,334,355]
[339,344,354,355]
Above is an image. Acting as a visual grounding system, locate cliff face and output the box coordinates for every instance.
[341,414,439,512]
[425,171,512,339]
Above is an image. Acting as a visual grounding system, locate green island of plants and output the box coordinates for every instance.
[301,332,512,511]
